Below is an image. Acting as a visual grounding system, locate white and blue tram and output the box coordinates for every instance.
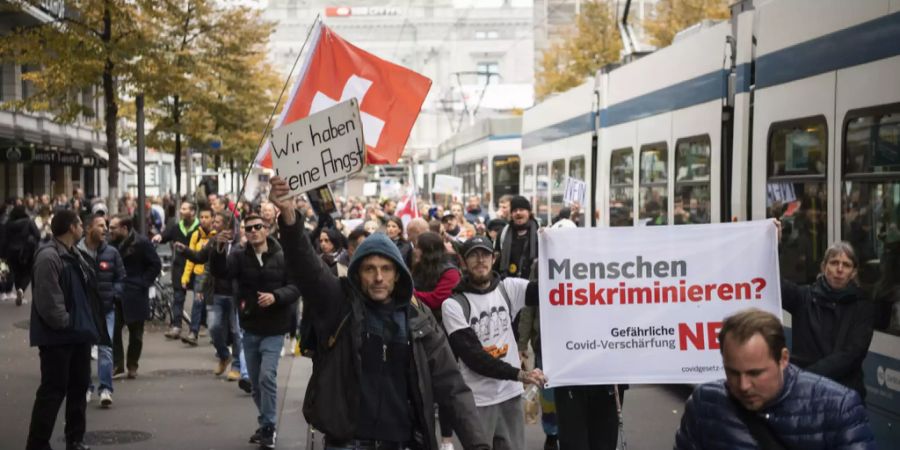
[521,0,900,443]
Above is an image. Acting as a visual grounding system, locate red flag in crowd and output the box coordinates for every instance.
[396,189,420,221]
[256,21,432,168]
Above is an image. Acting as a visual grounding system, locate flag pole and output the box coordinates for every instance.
[233,14,322,218]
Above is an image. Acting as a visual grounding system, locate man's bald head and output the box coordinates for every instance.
[406,218,430,246]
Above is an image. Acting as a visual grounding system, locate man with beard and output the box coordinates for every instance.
[442,236,545,450]
[441,211,463,242]
[109,215,161,379]
[493,196,538,279]
[153,201,199,339]
[464,195,490,225]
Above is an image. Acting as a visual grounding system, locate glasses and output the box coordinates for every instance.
[244,223,266,233]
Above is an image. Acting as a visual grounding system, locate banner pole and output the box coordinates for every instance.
[233,14,322,216]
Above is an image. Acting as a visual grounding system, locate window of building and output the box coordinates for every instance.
[609,148,633,227]
[767,116,828,284]
[476,62,499,85]
[841,104,900,335]
[674,136,711,224]
[639,142,668,226]
[536,162,549,226]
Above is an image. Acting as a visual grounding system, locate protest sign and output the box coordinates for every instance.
[270,99,365,195]
[432,174,463,196]
[563,177,586,206]
[363,182,379,197]
[538,220,781,387]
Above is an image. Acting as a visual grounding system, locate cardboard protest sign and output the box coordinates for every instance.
[538,220,781,387]
[270,99,365,195]
[432,174,463,196]
[563,177,586,206]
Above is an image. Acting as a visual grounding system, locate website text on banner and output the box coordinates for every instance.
[269,99,365,195]
[537,220,782,387]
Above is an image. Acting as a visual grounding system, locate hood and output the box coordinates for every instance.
[348,232,413,305]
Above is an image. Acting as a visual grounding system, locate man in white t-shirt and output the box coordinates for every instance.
[441,236,546,450]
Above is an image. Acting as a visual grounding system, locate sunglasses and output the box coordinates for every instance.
[244,223,266,232]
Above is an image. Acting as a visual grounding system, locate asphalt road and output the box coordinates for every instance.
[0,291,688,449]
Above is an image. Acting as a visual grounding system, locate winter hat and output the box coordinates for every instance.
[509,195,531,212]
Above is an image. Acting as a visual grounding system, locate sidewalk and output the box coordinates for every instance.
[0,293,312,450]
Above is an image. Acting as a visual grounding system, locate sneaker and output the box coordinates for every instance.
[290,337,299,356]
[439,442,455,450]
[15,288,23,306]
[164,327,181,340]
[112,368,126,380]
[91,345,98,360]
[181,333,198,346]
[215,357,232,376]
[226,369,240,382]
[99,390,113,408]
[258,425,276,449]
[127,368,138,379]
[248,427,263,444]
[85,389,92,404]
[280,346,285,358]
[238,378,252,393]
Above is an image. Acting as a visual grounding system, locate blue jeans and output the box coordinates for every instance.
[189,275,207,334]
[208,295,244,372]
[90,310,115,393]
[171,286,186,328]
[232,300,248,379]
[242,332,282,427]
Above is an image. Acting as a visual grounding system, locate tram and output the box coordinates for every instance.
[521,0,900,444]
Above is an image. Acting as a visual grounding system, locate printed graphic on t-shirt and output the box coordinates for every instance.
[469,304,512,342]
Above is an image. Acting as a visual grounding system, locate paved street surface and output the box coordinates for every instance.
[0,293,689,449]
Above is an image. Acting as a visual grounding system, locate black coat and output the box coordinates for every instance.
[113,231,162,323]
[158,218,199,287]
[77,240,125,314]
[782,276,875,398]
[3,217,40,267]
[277,217,489,450]
[209,237,300,336]
[675,365,875,449]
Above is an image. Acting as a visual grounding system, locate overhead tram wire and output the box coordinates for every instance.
[233,13,322,221]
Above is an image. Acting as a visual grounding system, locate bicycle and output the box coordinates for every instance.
[149,243,190,325]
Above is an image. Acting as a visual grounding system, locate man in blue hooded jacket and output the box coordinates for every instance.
[270,177,489,450]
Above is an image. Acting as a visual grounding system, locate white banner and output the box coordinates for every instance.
[538,220,781,387]
[270,99,365,195]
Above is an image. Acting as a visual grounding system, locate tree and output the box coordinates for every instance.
[0,0,153,213]
[535,0,621,100]
[643,0,730,48]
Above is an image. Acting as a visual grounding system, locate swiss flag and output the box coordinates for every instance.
[257,22,432,167]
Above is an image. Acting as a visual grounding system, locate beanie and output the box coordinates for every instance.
[510,195,531,212]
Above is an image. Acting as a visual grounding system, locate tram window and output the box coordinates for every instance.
[523,165,534,193]
[639,143,668,226]
[609,148,633,227]
[536,163,550,226]
[674,136,711,224]
[842,105,900,334]
[551,159,566,222]
[492,155,520,208]
[766,116,828,285]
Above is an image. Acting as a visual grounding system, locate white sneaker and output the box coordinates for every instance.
[86,389,92,404]
[91,345,98,360]
[280,346,285,358]
[440,442,455,450]
[99,390,113,408]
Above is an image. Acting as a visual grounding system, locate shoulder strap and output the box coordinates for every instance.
[497,280,513,319]
[450,292,471,323]
[734,403,790,450]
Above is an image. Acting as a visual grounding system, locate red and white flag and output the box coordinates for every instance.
[396,189,420,221]
[256,21,432,168]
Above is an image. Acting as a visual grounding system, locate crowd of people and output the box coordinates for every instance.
[0,178,881,450]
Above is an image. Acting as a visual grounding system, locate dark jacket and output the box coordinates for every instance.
[77,239,125,314]
[494,218,539,279]
[158,218,199,287]
[181,239,237,299]
[209,236,300,336]
[392,236,413,269]
[113,230,162,323]
[782,276,875,398]
[675,364,875,449]
[30,239,109,347]
[278,218,489,450]
[3,217,40,267]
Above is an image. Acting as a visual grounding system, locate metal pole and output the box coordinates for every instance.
[136,94,147,237]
